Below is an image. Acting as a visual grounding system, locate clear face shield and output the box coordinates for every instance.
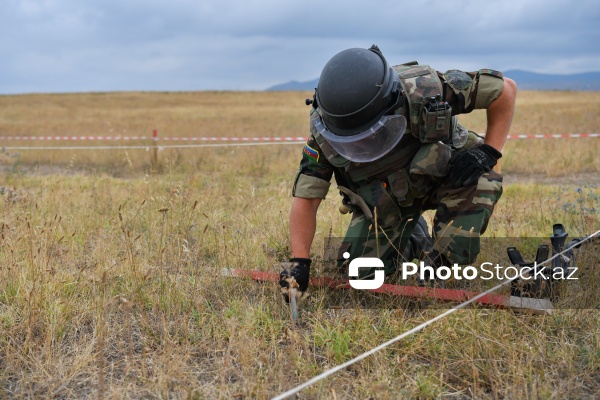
[311,113,407,163]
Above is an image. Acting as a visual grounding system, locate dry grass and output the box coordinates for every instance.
[0,90,599,399]
[1,91,599,176]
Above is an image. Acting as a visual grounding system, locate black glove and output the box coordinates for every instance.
[448,144,502,187]
[279,258,311,303]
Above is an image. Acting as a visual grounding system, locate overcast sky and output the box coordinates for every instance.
[1,0,599,94]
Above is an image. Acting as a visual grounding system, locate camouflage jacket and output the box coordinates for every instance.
[292,66,504,214]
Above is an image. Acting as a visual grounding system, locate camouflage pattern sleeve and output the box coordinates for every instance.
[291,135,335,199]
[441,69,505,115]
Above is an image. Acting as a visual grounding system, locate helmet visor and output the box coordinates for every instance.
[312,114,407,162]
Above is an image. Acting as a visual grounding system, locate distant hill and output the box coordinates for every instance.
[266,70,600,91]
[503,70,600,90]
[267,78,319,92]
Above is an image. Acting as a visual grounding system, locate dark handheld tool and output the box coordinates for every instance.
[507,223,581,301]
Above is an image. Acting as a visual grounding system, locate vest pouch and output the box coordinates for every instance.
[451,117,469,149]
[407,174,431,203]
[387,169,410,203]
[356,181,401,228]
[409,142,452,178]
[418,96,452,143]
[387,169,432,207]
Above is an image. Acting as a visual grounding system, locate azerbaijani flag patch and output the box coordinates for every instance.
[303,144,319,162]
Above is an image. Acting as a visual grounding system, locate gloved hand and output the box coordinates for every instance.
[279,258,311,303]
[448,144,502,187]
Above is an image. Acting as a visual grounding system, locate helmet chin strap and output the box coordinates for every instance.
[384,80,404,115]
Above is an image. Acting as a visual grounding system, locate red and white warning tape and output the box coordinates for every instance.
[0,133,598,141]
[507,133,600,139]
[0,135,306,142]
[0,136,149,141]
[159,136,306,142]
[0,142,301,151]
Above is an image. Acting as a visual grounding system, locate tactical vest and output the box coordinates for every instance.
[394,63,453,143]
[393,63,467,149]
[312,63,473,222]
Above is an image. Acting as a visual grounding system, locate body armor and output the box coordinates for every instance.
[312,62,476,223]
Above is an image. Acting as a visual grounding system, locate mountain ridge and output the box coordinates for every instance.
[266,70,600,91]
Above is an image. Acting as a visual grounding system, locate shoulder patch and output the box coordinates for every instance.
[444,70,473,91]
[303,143,319,162]
[478,69,503,78]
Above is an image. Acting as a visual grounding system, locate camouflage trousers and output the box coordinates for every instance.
[336,170,503,275]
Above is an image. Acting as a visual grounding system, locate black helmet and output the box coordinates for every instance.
[316,45,402,136]
[311,45,407,163]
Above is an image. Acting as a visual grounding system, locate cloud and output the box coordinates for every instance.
[0,0,598,93]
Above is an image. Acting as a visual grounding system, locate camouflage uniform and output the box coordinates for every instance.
[292,66,505,275]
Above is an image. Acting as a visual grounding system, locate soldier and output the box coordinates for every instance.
[280,45,517,302]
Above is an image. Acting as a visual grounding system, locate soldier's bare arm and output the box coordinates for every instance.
[485,77,517,152]
[290,197,321,259]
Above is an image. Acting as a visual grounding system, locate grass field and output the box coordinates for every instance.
[0,91,599,399]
